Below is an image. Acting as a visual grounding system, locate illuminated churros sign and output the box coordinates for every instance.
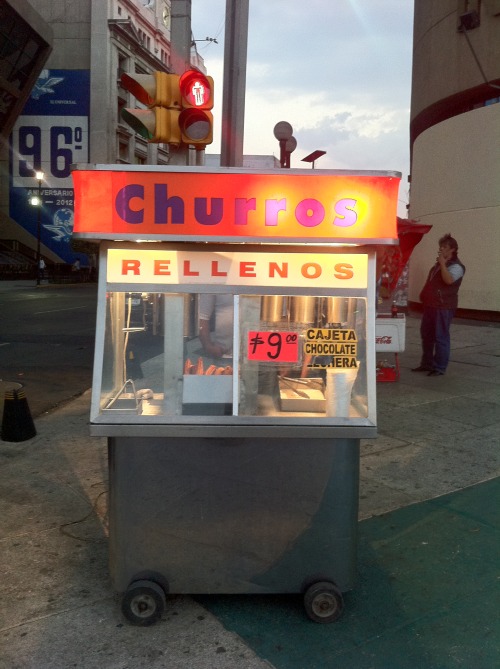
[72,167,400,243]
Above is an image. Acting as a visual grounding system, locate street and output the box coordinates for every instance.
[0,283,97,420]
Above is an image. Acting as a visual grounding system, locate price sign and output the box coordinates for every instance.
[247,331,300,363]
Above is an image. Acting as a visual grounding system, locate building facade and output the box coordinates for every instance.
[0,0,53,268]
[0,0,53,139]
[1,0,204,268]
[408,0,500,316]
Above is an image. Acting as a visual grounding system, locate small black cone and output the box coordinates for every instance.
[1,388,36,442]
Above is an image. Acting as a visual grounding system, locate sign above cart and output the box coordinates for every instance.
[106,248,369,289]
[72,166,400,244]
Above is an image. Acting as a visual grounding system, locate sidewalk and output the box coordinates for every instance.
[0,280,40,291]
[1,315,499,668]
[0,279,90,291]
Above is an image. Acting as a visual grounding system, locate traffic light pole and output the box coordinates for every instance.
[168,144,189,166]
[170,0,191,165]
[220,0,249,167]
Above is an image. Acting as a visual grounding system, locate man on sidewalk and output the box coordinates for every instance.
[412,233,466,376]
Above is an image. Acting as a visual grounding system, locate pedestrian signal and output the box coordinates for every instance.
[178,70,214,147]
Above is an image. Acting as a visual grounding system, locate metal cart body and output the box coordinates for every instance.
[109,435,360,595]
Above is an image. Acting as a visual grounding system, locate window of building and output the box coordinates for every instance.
[157,147,170,165]
[458,0,481,28]
[458,0,481,14]
[0,4,47,88]
[117,96,126,123]
[118,52,128,81]
[160,49,171,67]
[118,139,129,163]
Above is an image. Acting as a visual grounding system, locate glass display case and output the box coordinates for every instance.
[90,243,377,434]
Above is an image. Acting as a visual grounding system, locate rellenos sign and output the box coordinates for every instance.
[72,167,400,243]
[106,249,369,289]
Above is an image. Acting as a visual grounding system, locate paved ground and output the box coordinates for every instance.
[0,308,499,668]
[0,280,96,423]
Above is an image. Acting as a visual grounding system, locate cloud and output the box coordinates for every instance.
[191,0,413,213]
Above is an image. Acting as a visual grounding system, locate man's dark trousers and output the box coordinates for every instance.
[420,306,455,373]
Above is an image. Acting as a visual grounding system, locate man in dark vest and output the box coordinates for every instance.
[412,233,465,376]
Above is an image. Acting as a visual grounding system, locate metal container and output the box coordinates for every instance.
[261,296,286,322]
[324,297,347,326]
[290,296,317,324]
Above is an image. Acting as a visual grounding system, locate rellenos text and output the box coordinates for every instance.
[120,258,355,280]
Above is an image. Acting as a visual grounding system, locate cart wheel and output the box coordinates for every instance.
[303,581,344,623]
[121,579,166,626]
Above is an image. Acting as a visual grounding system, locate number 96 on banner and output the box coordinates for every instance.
[247,331,299,363]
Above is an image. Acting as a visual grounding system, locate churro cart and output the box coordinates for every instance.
[73,165,400,625]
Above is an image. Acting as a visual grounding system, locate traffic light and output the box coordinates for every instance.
[178,70,214,148]
[120,72,182,145]
[120,69,214,148]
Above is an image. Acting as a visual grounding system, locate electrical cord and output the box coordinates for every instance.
[59,489,108,542]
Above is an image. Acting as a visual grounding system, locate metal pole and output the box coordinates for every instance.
[279,139,286,168]
[36,178,41,286]
[36,211,41,285]
[170,0,191,165]
[220,0,249,167]
[170,0,191,74]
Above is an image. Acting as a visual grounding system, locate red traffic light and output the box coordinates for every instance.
[179,70,214,110]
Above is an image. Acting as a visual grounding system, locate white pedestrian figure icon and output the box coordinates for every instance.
[192,80,205,106]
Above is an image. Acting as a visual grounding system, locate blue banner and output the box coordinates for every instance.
[10,69,90,265]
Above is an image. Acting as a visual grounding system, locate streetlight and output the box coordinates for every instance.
[29,170,44,285]
[273,121,297,168]
[301,150,326,169]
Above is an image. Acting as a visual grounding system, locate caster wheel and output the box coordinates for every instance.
[121,579,166,626]
[304,581,344,623]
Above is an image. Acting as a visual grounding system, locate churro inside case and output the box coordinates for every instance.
[182,357,233,405]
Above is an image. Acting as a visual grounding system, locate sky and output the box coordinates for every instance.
[190,0,414,216]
